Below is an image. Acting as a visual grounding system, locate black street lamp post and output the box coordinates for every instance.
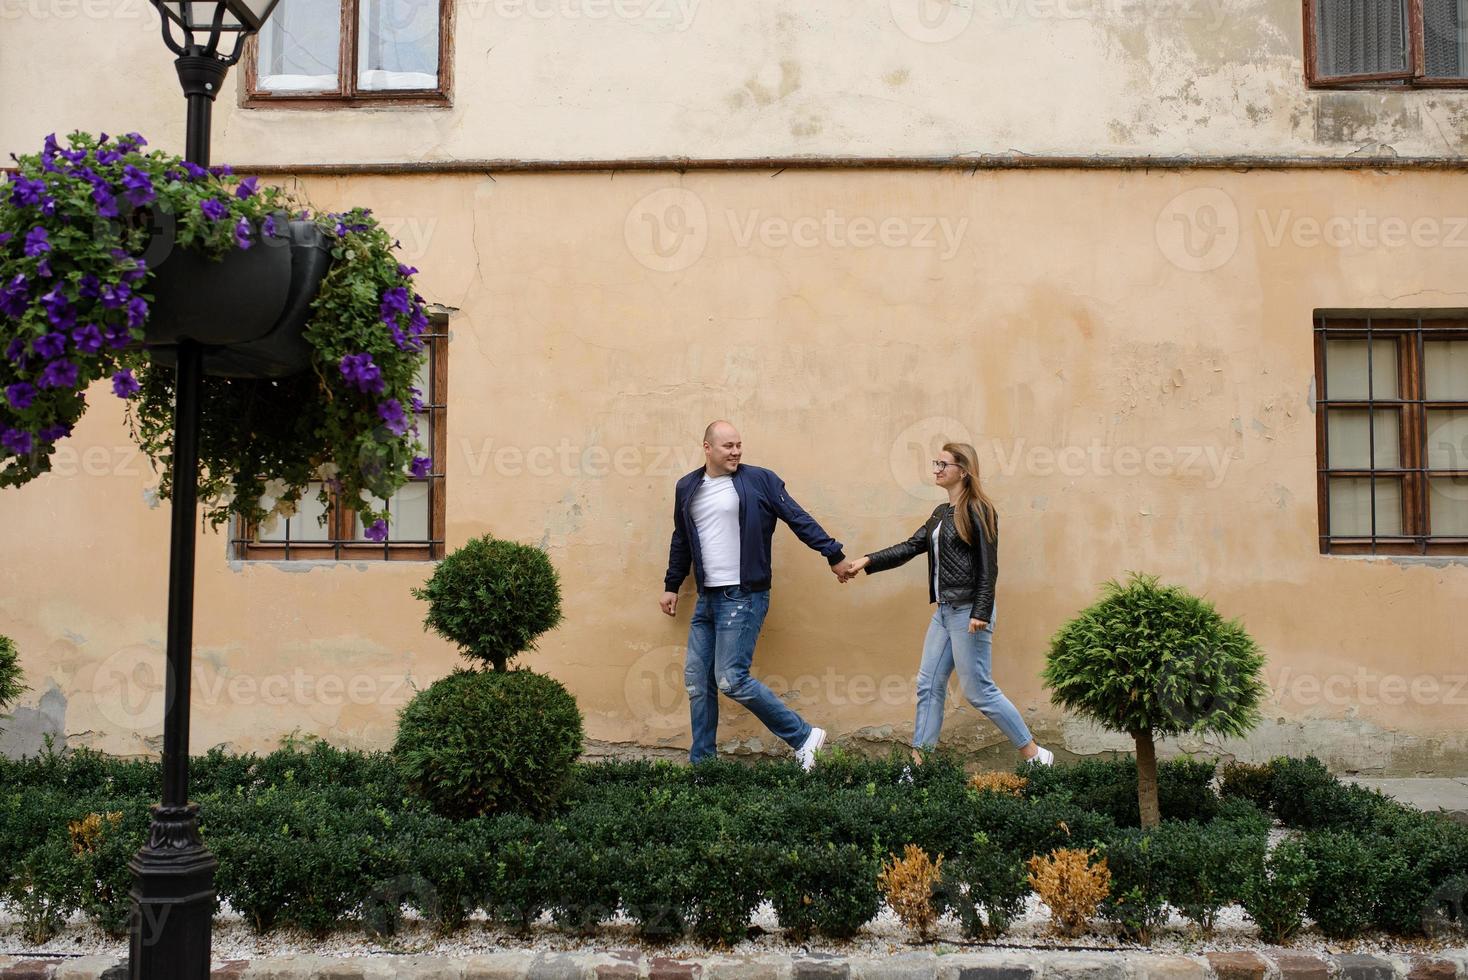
[131,3,280,977]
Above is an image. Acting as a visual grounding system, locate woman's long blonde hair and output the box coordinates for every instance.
[944,441,997,545]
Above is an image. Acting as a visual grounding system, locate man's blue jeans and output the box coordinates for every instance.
[684,586,813,763]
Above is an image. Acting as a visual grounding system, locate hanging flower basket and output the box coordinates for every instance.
[0,131,433,539]
[145,216,332,378]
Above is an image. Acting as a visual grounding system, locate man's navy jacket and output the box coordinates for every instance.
[663,463,846,595]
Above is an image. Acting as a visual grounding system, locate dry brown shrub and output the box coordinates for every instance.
[1025,846,1111,938]
[67,811,122,856]
[878,844,944,941]
[967,771,1029,796]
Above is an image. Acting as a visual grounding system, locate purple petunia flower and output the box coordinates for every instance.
[210,164,233,178]
[233,217,252,250]
[200,198,228,222]
[38,423,71,442]
[103,323,133,350]
[377,399,408,436]
[120,165,155,207]
[37,359,78,389]
[91,184,118,219]
[71,323,103,354]
[5,382,36,410]
[0,275,27,317]
[409,456,432,478]
[96,148,122,166]
[111,369,141,398]
[23,227,50,257]
[40,289,76,331]
[235,176,258,200]
[379,286,411,323]
[409,387,424,413]
[179,161,210,181]
[9,176,45,208]
[35,258,51,278]
[117,133,146,152]
[78,275,101,300]
[338,353,385,395]
[99,282,131,310]
[1,428,33,456]
[33,330,67,359]
[125,296,149,330]
[363,518,388,542]
[397,264,419,277]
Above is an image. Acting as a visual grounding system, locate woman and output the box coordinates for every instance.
[845,442,1054,767]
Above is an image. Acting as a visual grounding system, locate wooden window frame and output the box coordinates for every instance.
[232,323,449,562]
[1304,0,1468,87]
[1315,313,1468,555]
[242,0,454,109]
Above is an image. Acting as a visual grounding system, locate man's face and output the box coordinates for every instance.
[704,427,742,474]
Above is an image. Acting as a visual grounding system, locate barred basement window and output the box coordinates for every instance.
[1305,0,1468,87]
[1315,312,1468,555]
[233,318,448,561]
[243,0,452,108]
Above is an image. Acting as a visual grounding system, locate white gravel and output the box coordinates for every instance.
[2,891,1462,961]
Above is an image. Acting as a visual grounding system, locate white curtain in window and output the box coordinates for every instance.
[257,0,342,92]
[357,484,431,542]
[257,482,332,542]
[357,0,439,91]
[1423,0,1468,77]
[1329,477,1403,536]
[1425,340,1468,400]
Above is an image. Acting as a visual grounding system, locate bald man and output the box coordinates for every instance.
[661,421,853,770]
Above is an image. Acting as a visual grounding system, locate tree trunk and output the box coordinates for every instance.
[1134,728,1161,829]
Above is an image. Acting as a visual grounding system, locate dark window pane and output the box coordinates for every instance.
[1424,0,1468,76]
[1315,0,1409,75]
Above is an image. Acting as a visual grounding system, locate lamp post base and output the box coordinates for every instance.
[128,803,218,980]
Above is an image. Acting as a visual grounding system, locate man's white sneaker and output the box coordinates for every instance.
[796,727,827,772]
[1029,745,1055,766]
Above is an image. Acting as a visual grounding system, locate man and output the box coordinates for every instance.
[660,421,853,770]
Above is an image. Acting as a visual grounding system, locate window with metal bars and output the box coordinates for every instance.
[1315,313,1468,554]
[231,321,448,561]
[1305,0,1468,86]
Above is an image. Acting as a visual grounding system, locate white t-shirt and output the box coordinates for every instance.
[691,473,741,587]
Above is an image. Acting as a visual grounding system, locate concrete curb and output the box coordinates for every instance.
[2,949,1465,979]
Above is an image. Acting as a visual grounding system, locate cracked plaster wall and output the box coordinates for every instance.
[0,168,1464,775]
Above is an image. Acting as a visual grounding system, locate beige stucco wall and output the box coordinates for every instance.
[1,167,1465,773]
[6,0,1468,164]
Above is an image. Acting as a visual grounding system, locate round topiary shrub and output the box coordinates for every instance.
[411,535,563,672]
[394,667,584,819]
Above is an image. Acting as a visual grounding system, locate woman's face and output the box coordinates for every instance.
[933,450,964,490]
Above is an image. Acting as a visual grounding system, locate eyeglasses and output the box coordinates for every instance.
[931,460,960,473]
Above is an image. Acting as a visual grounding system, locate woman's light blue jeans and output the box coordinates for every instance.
[912,602,1032,750]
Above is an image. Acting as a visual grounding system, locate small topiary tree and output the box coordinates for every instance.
[1041,572,1266,829]
[411,535,563,672]
[0,635,27,721]
[398,535,583,818]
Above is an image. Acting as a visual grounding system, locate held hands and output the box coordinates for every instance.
[659,591,679,617]
[833,555,870,584]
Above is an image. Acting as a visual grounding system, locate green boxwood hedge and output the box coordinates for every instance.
[0,744,1461,946]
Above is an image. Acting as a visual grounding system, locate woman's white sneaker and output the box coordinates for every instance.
[796,727,827,771]
[1030,745,1055,766]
